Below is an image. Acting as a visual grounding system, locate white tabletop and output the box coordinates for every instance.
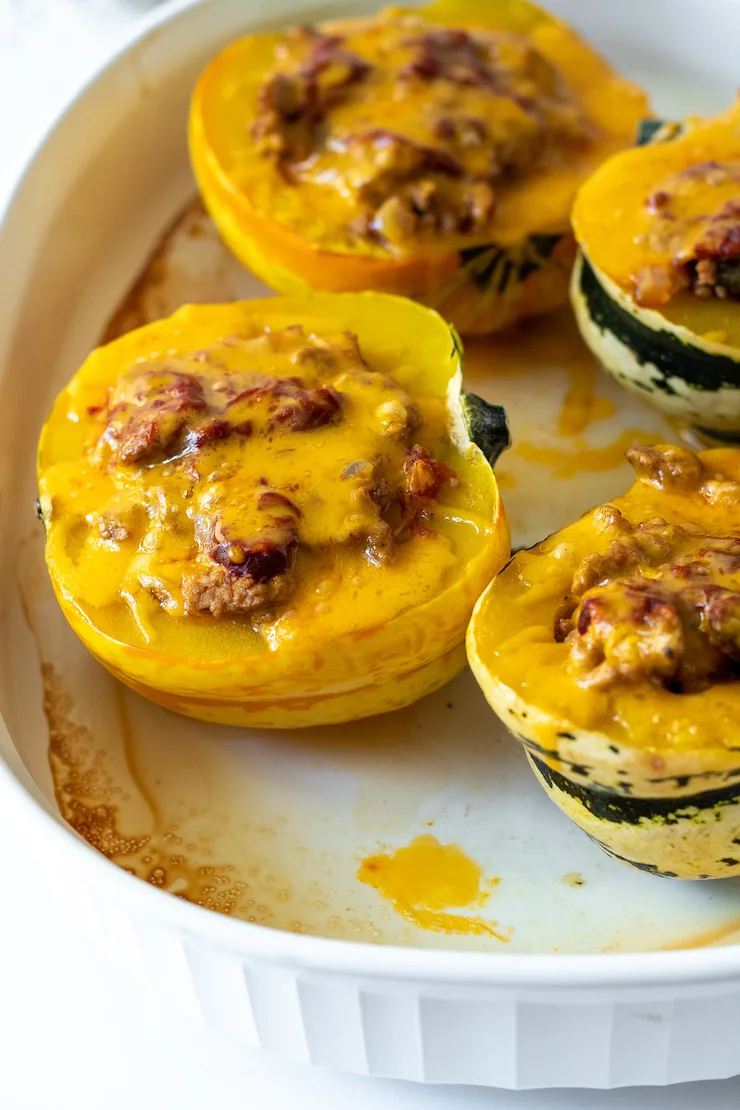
[3,3,740,1107]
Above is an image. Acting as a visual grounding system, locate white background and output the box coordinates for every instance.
[3,1,740,1106]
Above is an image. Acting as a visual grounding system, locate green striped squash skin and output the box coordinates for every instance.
[455,233,565,290]
[468,577,740,882]
[427,232,573,335]
[461,392,511,466]
[571,254,740,441]
[528,753,740,879]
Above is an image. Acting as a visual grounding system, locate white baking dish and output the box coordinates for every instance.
[3,0,740,1090]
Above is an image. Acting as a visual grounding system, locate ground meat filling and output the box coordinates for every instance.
[253,29,372,164]
[624,444,707,493]
[104,366,343,468]
[182,529,299,618]
[182,562,294,619]
[252,14,589,250]
[635,162,740,306]
[403,444,457,501]
[564,570,740,693]
[556,446,740,692]
[92,327,455,622]
[338,444,457,566]
[104,369,207,466]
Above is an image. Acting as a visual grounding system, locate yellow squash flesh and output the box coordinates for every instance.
[38,294,509,728]
[189,0,649,335]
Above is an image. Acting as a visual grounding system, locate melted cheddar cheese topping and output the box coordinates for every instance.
[473,446,740,753]
[202,4,648,257]
[573,101,740,313]
[39,317,489,656]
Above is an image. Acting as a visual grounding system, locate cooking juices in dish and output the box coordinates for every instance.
[358,835,509,940]
[571,100,740,439]
[189,0,650,335]
[468,444,740,879]
[37,293,510,728]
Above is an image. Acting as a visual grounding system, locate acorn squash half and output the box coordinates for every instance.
[468,444,740,880]
[189,0,649,336]
[38,293,510,729]
[571,101,740,441]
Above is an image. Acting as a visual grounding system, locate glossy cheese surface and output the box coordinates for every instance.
[472,448,740,755]
[573,100,740,332]
[193,0,649,259]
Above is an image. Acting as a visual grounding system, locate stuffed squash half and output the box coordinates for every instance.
[189,0,649,335]
[38,294,509,728]
[468,444,740,879]
[572,101,740,440]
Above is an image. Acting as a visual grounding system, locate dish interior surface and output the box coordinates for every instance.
[3,0,740,956]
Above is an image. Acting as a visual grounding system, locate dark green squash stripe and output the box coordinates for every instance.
[635,117,684,148]
[589,838,679,877]
[531,756,740,825]
[695,424,740,443]
[648,766,740,787]
[462,393,510,467]
[579,257,740,393]
[458,233,564,289]
[517,735,595,776]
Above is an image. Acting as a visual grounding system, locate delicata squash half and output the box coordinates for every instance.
[38,293,510,729]
[468,444,740,880]
[572,100,740,440]
[189,0,649,336]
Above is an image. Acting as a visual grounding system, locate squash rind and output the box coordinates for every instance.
[40,293,510,729]
[461,393,510,468]
[466,447,740,879]
[468,581,740,880]
[529,756,740,880]
[571,103,740,438]
[571,253,740,438]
